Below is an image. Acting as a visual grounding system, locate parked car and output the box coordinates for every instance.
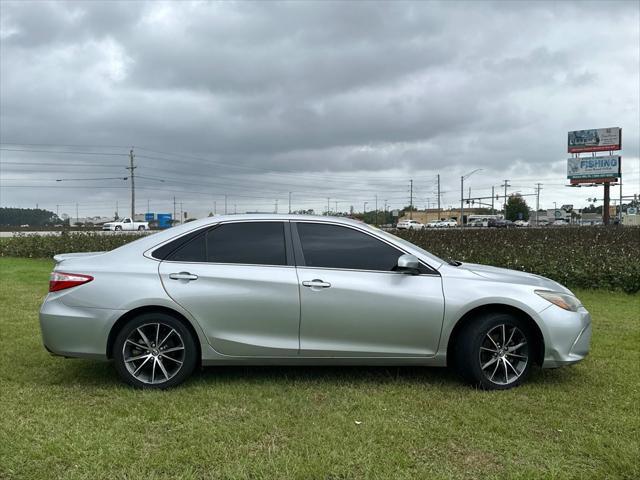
[438,219,458,228]
[426,221,440,228]
[514,220,530,227]
[40,215,591,390]
[396,219,424,230]
[102,217,149,231]
[488,218,514,228]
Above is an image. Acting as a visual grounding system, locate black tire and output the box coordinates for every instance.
[138,225,145,230]
[453,312,534,390]
[113,312,198,389]
[115,226,122,231]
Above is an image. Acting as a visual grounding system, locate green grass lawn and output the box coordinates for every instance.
[1,258,638,480]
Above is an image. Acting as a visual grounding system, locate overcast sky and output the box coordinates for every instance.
[1,0,639,219]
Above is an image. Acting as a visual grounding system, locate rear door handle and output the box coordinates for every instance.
[169,272,198,281]
[302,279,331,288]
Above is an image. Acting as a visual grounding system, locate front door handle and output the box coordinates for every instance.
[169,272,198,281]
[302,279,331,288]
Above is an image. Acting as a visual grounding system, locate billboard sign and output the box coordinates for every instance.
[568,127,621,153]
[567,155,621,183]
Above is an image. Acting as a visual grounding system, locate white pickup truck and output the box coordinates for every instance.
[102,218,149,231]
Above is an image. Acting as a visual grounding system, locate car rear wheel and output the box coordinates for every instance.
[115,226,122,231]
[453,313,533,390]
[113,312,198,389]
[138,225,145,230]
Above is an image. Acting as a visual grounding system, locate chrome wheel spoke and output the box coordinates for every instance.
[482,356,499,370]
[158,329,176,348]
[151,358,157,384]
[156,357,170,380]
[506,352,527,360]
[480,346,499,353]
[160,354,183,365]
[137,327,153,348]
[486,333,499,350]
[133,355,152,375]
[504,357,520,377]
[155,323,160,348]
[507,341,527,353]
[505,327,516,348]
[162,346,184,354]
[125,339,147,350]
[125,353,150,363]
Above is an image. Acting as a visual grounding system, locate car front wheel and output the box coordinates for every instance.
[453,313,533,390]
[113,312,198,389]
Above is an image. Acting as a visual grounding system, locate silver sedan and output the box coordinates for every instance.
[39,215,591,389]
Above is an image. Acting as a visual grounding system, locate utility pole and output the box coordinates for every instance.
[180,202,183,224]
[288,192,292,214]
[603,182,610,225]
[224,195,228,215]
[127,148,136,220]
[327,197,330,215]
[364,201,368,213]
[409,179,413,219]
[437,174,441,220]
[147,199,150,214]
[116,200,118,220]
[491,186,495,214]
[460,176,464,226]
[214,200,217,215]
[535,183,543,226]
[173,196,176,224]
[375,194,378,226]
[619,177,623,221]
[502,179,510,213]
[56,204,60,218]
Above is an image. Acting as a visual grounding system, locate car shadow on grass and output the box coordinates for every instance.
[39,358,585,391]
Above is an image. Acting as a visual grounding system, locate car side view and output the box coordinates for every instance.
[40,215,591,390]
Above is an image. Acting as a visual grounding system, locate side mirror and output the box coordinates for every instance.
[397,254,420,274]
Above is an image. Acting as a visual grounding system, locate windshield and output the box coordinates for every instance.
[371,227,446,267]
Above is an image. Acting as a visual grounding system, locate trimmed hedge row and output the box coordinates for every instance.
[396,227,639,293]
[1,227,638,293]
[0,232,144,259]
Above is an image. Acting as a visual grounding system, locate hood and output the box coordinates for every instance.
[459,262,572,294]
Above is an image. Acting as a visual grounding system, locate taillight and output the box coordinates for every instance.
[49,272,94,292]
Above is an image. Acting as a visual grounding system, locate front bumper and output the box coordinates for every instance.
[540,305,592,368]
[39,293,124,360]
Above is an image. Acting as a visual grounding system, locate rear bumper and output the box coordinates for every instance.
[541,306,592,368]
[39,294,123,360]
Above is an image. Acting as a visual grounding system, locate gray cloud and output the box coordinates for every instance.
[1,0,638,217]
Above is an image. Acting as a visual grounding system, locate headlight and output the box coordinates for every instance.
[535,290,582,312]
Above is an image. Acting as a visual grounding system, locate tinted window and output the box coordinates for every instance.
[296,223,401,271]
[206,222,286,265]
[152,228,208,260]
[169,234,206,262]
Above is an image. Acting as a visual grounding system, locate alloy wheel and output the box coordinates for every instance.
[478,324,529,386]
[122,322,185,385]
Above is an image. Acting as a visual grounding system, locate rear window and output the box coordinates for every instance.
[153,222,287,265]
